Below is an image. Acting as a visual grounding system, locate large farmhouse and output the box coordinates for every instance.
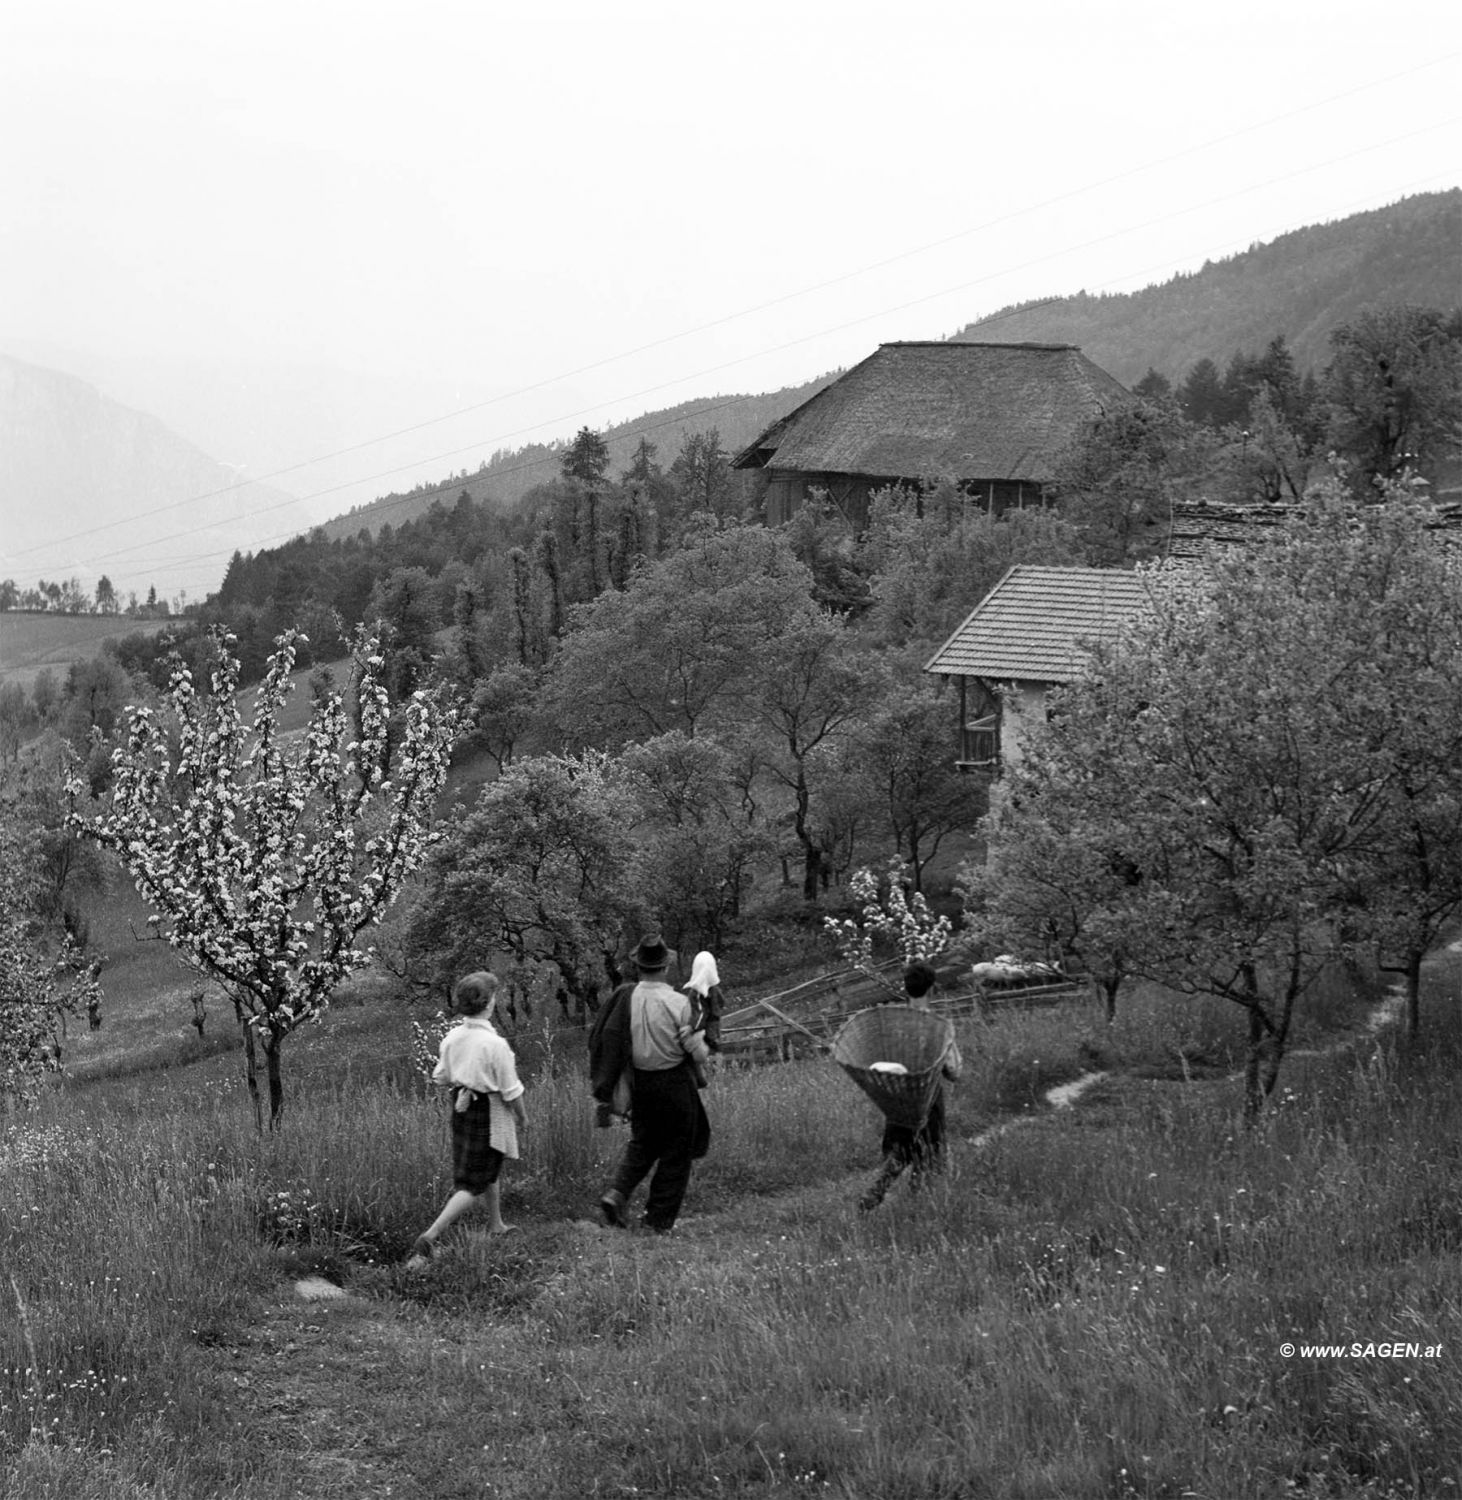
[923,565,1152,772]
[733,341,1131,529]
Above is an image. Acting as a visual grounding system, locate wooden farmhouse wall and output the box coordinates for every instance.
[765,471,1045,530]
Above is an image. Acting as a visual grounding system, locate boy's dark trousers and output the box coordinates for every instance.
[860,1089,946,1211]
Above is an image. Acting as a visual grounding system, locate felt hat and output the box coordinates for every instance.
[633,934,669,971]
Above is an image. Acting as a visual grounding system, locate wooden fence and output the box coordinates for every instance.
[716,959,1087,1064]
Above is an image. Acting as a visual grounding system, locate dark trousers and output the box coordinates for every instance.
[862,1088,946,1211]
[612,1063,708,1231]
[881,1089,946,1166]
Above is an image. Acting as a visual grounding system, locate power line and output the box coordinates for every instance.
[68,388,776,577]
[49,158,1462,600]
[112,160,1461,598]
[59,142,1460,585]
[8,50,1457,567]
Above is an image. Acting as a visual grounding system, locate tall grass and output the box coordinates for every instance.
[0,1105,261,1461]
[3,951,1458,1498]
[515,1017,1462,1498]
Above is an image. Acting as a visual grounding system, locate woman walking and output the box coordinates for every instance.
[407,971,527,1266]
[682,950,725,1054]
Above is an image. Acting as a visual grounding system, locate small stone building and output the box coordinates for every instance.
[923,566,1153,772]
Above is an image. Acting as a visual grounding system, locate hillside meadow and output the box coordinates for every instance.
[0,609,359,757]
[4,907,1460,1498]
[0,613,174,695]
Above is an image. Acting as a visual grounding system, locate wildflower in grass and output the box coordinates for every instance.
[257,1183,325,1244]
[0,1125,84,1172]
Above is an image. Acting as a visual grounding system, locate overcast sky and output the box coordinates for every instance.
[1,0,1459,595]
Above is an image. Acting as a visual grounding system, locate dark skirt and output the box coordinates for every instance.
[451,1094,505,1193]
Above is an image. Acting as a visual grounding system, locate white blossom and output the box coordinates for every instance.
[824,855,953,990]
[70,626,461,1122]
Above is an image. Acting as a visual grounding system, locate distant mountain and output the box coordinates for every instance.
[952,189,1461,384]
[0,339,492,530]
[0,354,312,602]
[320,191,1459,542]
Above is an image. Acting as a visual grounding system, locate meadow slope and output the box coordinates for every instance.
[4,932,1461,1498]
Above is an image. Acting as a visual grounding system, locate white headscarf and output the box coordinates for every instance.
[685,951,720,996]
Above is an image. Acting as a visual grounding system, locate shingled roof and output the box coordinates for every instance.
[1168,500,1298,558]
[1169,499,1462,559]
[924,566,1153,683]
[734,342,1130,482]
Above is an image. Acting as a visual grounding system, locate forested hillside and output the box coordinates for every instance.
[6,190,1458,903]
[954,189,1460,383]
[318,191,1457,542]
[321,380,836,542]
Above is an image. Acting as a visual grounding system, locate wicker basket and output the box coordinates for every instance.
[831,1005,955,1129]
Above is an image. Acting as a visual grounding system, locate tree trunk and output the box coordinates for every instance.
[558,954,596,1025]
[586,490,601,594]
[1088,975,1106,1019]
[801,839,823,902]
[264,1034,285,1131]
[1260,1030,1287,1102]
[1260,960,1302,1104]
[1100,975,1120,1025]
[238,1005,263,1136]
[792,769,822,902]
[1243,1004,1266,1124]
[1406,951,1423,1037]
[511,551,533,666]
[1240,1000,1290,1119]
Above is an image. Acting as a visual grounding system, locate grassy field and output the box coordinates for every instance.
[0,611,355,728]
[0,612,174,692]
[4,900,1460,1497]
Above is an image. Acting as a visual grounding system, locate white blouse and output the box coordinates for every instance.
[432,1016,526,1158]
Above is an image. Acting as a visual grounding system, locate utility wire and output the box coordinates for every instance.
[8,49,1457,566]
[57,138,1460,584]
[122,154,1462,593]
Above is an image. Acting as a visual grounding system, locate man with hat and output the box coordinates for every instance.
[596,933,711,1233]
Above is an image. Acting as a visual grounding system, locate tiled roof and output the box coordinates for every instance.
[733,341,1130,482]
[924,566,1153,682]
